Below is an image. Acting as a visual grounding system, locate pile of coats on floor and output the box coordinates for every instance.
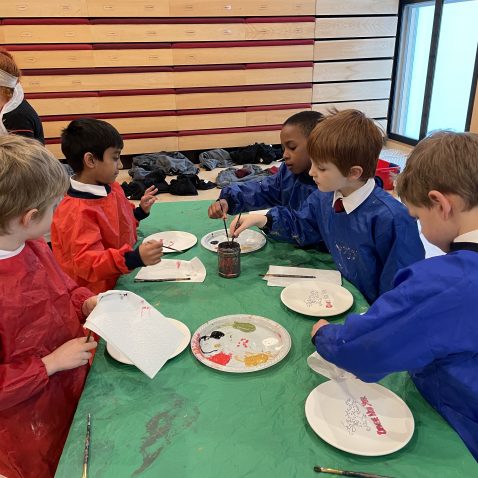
[121,143,282,199]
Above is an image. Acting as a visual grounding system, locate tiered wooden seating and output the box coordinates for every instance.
[313,0,399,126]
[26,84,311,116]
[2,0,400,156]
[1,18,92,44]
[2,1,88,18]
[172,40,314,66]
[174,84,312,110]
[89,18,248,43]
[177,125,282,150]
[42,104,310,139]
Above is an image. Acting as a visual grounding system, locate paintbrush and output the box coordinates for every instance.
[259,273,317,279]
[85,330,92,342]
[81,413,91,478]
[314,466,393,478]
[134,277,192,283]
[231,212,242,243]
[218,201,230,242]
[162,245,184,253]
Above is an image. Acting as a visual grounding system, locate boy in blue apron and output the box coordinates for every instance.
[232,110,424,303]
[208,111,323,218]
[311,131,478,460]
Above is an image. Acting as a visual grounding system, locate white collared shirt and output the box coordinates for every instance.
[70,177,107,197]
[454,229,478,244]
[0,243,25,260]
[332,178,376,214]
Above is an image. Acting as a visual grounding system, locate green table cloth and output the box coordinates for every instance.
[56,201,477,477]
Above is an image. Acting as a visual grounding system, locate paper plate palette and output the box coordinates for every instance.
[281,281,353,317]
[107,319,191,365]
[201,229,266,254]
[143,231,197,253]
[305,379,415,456]
[191,314,291,373]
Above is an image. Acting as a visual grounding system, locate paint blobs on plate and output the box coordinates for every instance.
[191,315,291,373]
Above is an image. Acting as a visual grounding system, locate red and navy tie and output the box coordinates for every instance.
[333,198,345,213]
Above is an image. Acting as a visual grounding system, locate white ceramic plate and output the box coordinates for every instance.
[190,314,291,373]
[201,229,266,254]
[143,231,197,253]
[107,319,190,364]
[305,379,415,456]
[281,281,353,317]
[307,351,355,381]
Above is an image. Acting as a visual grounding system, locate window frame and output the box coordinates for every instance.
[388,0,478,145]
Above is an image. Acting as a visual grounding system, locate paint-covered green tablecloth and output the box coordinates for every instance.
[56,201,477,477]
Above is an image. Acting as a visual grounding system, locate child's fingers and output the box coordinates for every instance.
[230,219,244,237]
[144,239,161,246]
[208,205,223,219]
[145,185,158,194]
[80,339,97,351]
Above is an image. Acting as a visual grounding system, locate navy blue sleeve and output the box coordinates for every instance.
[133,206,149,221]
[124,247,145,270]
[313,261,472,382]
[219,165,286,214]
[266,190,323,246]
[3,100,44,144]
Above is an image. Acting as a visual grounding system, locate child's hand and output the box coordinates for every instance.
[41,337,97,376]
[311,319,330,338]
[140,185,158,213]
[82,295,98,317]
[208,199,228,219]
[139,240,163,265]
[230,214,267,238]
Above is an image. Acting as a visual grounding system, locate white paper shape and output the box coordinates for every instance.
[107,319,190,365]
[307,351,355,381]
[135,257,206,282]
[249,209,270,215]
[264,265,342,288]
[84,290,184,379]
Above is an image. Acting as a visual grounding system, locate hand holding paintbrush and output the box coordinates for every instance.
[231,212,242,243]
[208,198,229,219]
[139,239,164,266]
[229,213,267,238]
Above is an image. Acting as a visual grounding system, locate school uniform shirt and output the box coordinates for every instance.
[219,162,317,214]
[313,239,478,460]
[51,179,148,294]
[264,180,425,303]
[0,239,93,478]
[2,99,44,144]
